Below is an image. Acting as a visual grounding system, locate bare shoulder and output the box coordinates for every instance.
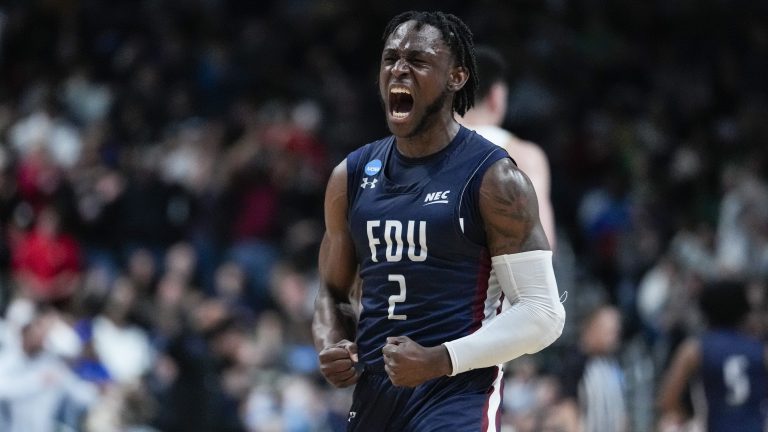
[502,135,549,167]
[319,159,357,295]
[479,158,550,255]
[323,160,350,234]
[326,160,348,196]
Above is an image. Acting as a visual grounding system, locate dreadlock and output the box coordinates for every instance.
[382,11,478,116]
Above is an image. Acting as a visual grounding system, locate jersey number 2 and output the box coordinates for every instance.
[723,354,750,406]
[387,274,407,320]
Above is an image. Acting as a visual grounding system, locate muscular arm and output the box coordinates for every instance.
[657,338,701,423]
[312,161,360,387]
[506,139,556,250]
[440,158,565,375]
[481,157,550,254]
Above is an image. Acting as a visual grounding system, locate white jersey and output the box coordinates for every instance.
[471,125,514,148]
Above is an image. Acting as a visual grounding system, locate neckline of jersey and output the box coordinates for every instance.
[392,125,469,165]
[379,126,470,194]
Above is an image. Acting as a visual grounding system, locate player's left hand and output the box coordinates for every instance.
[382,336,452,387]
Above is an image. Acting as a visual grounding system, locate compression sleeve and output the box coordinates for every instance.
[443,250,565,375]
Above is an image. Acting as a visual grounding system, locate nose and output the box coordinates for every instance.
[392,58,410,77]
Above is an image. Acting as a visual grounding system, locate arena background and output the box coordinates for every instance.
[0,0,766,431]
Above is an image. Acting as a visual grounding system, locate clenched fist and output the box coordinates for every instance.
[318,339,360,387]
[382,336,452,387]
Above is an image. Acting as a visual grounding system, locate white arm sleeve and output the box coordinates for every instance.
[443,250,565,376]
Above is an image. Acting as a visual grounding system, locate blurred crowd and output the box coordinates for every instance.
[0,0,767,431]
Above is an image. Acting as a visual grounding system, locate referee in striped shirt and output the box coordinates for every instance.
[554,305,628,432]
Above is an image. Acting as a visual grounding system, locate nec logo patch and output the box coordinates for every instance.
[424,190,450,205]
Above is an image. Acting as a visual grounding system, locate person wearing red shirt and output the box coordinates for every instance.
[11,206,82,304]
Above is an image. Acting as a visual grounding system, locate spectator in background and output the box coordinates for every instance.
[126,247,158,297]
[13,144,77,221]
[0,145,19,307]
[116,146,193,257]
[715,163,768,277]
[151,272,194,343]
[212,260,255,320]
[157,310,249,432]
[11,205,82,306]
[501,357,545,431]
[218,135,280,312]
[0,309,97,432]
[89,277,154,384]
[270,263,316,374]
[8,96,83,170]
[164,241,199,287]
[75,166,127,282]
[458,45,556,249]
[576,166,634,303]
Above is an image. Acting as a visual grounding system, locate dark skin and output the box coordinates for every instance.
[378,21,464,155]
[313,20,550,389]
[657,337,768,428]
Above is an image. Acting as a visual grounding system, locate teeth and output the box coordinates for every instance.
[390,87,411,95]
[392,112,409,119]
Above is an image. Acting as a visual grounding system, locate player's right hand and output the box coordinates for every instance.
[318,339,360,387]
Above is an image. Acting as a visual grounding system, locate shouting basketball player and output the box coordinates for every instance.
[313,11,565,431]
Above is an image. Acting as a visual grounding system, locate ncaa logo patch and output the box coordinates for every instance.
[364,159,382,176]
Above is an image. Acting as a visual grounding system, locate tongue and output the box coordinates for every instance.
[392,93,413,114]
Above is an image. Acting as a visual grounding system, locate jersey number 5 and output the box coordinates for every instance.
[723,354,750,406]
[388,274,407,320]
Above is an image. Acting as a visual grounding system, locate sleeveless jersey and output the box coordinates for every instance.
[700,329,767,432]
[346,126,509,365]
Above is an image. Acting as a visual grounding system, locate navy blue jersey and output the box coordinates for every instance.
[346,126,509,365]
[700,329,768,432]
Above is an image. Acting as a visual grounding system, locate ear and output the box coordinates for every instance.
[447,66,469,92]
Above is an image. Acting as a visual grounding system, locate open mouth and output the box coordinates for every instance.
[389,86,413,119]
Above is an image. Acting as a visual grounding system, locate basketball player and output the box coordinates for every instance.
[312,11,565,431]
[458,46,556,249]
[657,280,768,432]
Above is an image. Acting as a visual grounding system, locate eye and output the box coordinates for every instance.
[382,51,397,62]
[408,56,427,67]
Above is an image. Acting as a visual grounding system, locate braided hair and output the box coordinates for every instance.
[382,11,478,116]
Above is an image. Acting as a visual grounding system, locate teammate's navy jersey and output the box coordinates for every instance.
[346,126,509,365]
[700,329,768,432]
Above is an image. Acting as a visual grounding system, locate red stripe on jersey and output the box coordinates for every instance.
[470,249,492,333]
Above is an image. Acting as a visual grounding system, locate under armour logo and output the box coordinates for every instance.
[361,177,377,189]
[348,411,357,422]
